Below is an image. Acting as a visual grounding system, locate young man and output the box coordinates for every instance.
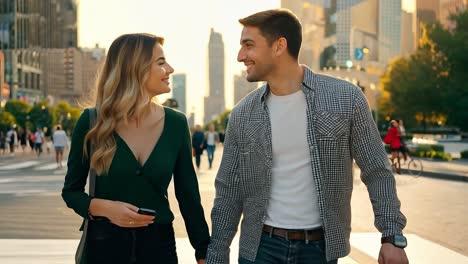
[206,9,408,264]
[52,125,68,168]
[205,123,220,169]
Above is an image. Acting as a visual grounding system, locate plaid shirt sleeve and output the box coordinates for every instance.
[350,88,407,237]
[206,113,243,264]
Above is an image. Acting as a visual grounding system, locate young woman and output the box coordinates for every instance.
[385,120,403,173]
[62,33,209,264]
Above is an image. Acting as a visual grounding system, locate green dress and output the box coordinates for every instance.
[62,107,209,259]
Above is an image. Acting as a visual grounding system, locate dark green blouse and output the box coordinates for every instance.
[62,107,209,260]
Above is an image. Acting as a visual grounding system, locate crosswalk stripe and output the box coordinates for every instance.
[0,161,41,170]
[34,162,61,171]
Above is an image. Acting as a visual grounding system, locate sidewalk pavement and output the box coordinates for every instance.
[2,234,468,264]
[0,237,361,264]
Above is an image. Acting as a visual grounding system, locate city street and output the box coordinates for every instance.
[0,147,467,263]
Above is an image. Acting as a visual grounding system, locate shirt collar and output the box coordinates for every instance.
[260,65,316,103]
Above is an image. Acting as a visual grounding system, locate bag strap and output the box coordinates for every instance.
[88,107,97,196]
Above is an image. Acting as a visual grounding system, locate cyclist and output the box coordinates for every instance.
[384,120,403,173]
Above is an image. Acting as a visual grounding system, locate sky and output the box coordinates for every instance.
[78,0,415,124]
[78,0,280,124]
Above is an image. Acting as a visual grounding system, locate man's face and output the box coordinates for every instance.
[237,26,275,82]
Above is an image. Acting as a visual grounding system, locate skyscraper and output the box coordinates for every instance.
[378,0,402,64]
[172,73,187,114]
[204,28,225,124]
[234,71,258,105]
[0,0,78,102]
[281,0,326,69]
[439,0,467,29]
[414,0,440,48]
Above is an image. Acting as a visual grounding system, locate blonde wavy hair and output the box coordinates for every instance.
[83,33,164,175]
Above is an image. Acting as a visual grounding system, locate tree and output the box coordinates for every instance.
[4,100,31,129]
[379,9,468,131]
[0,111,16,132]
[52,101,81,134]
[422,10,468,130]
[28,100,53,134]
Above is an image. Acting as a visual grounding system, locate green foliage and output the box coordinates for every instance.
[28,99,53,132]
[379,9,468,131]
[421,150,452,161]
[52,101,81,133]
[0,111,16,132]
[414,144,445,156]
[4,100,32,129]
[461,150,468,159]
[205,110,231,131]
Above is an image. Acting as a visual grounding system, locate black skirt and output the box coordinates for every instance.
[87,221,178,264]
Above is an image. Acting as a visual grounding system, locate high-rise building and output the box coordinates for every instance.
[378,0,402,64]
[415,0,440,47]
[204,28,225,124]
[0,51,7,103]
[41,46,105,105]
[281,0,326,69]
[234,71,258,105]
[414,0,466,46]
[172,73,187,114]
[187,112,195,128]
[440,0,467,29]
[401,10,416,57]
[0,0,78,102]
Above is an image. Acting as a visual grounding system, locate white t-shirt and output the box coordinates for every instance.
[53,130,68,147]
[35,131,44,143]
[264,89,322,229]
[206,132,216,146]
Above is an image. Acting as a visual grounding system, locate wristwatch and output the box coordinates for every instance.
[381,235,407,248]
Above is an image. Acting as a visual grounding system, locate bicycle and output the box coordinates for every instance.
[389,151,423,177]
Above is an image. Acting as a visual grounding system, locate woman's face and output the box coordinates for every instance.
[145,43,174,97]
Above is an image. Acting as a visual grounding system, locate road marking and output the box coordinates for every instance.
[34,162,61,171]
[0,161,40,170]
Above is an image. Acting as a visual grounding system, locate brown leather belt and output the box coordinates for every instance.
[263,225,324,241]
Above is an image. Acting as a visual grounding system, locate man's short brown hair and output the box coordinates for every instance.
[239,9,302,60]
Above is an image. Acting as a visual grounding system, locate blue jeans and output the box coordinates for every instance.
[239,232,337,264]
[206,145,215,168]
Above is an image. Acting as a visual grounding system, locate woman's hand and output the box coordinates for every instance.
[89,199,154,228]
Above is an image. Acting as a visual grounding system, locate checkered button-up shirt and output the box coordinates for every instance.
[206,66,407,263]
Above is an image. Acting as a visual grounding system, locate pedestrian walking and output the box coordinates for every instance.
[6,127,18,156]
[62,33,209,264]
[192,125,205,170]
[204,124,219,169]
[34,128,44,157]
[206,9,408,264]
[52,125,68,168]
[27,129,35,151]
[0,131,6,156]
[18,128,27,153]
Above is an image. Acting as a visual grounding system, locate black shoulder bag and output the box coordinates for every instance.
[75,107,97,264]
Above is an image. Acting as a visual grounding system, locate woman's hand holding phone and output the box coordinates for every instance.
[89,199,155,228]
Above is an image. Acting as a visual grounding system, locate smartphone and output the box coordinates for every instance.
[137,208,156,216]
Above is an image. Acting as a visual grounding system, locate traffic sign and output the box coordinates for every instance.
[354,48,364,60]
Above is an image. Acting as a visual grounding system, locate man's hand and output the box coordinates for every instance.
[378,243,408,264]
[197,259,205,264]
